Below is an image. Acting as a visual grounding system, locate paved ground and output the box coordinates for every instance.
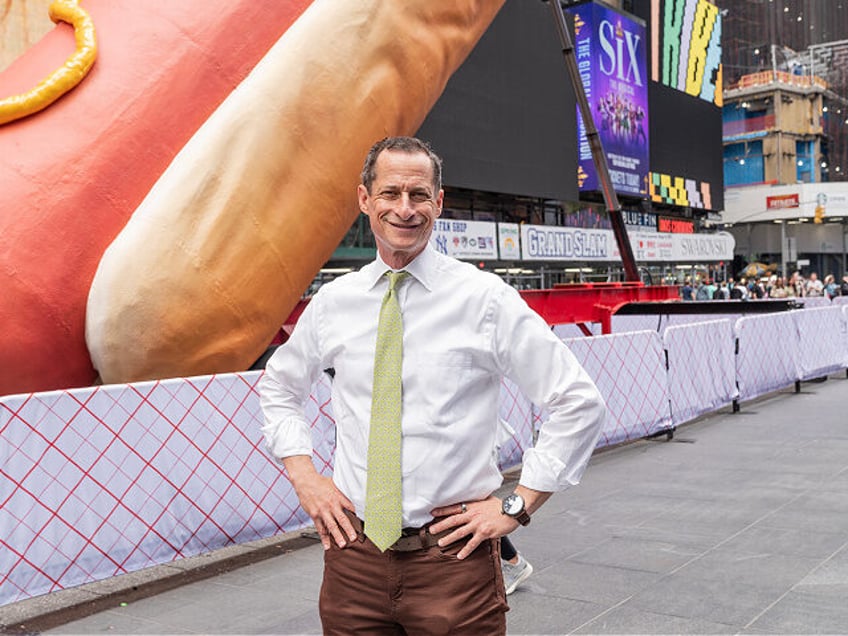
[3,373,848,635]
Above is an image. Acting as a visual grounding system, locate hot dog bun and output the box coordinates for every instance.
[85,0,505,383]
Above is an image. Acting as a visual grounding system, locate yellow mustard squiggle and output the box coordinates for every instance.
[0,0,97,126]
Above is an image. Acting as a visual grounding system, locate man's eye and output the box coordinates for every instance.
[381,191,401,200]
[410,192,430,202]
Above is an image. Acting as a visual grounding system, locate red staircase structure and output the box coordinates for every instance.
[519,282,680,335]
[278,282,680,342]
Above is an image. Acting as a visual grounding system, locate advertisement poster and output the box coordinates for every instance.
[569,2,649,198]
[498,223,521,260]
[431,219,732,263]
[519,223,732,263]
[622,230,674,261]
[520,224,613,261]
[670,231,734,262]
[430,219,498,259]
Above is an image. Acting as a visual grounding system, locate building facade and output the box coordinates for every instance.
[719,0,848,279]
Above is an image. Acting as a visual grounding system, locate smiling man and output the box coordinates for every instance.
[358,138,444,269]
[260,136,605,635]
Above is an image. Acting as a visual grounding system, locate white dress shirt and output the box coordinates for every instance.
[260,245,605,527]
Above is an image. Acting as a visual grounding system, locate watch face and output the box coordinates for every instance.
[503,494,524,516]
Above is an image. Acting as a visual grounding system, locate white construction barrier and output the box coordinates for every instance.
[3,305,848,608]
[563,331,672,448]
[734,312,800,402]
[794,296,832,308]
[663,320,737,426]
[794,306,848,380]
[0,373,292,607]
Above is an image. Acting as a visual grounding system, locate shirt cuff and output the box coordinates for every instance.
[518,447,576,492]
[260,415,314,460]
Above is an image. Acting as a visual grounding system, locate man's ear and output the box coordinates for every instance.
[357,184,370,213]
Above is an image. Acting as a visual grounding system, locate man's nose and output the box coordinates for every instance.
[396,193,416,218]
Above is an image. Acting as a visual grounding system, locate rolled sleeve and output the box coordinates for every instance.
[258,295,324,460]
[519,388,606,491]
[494,286,606,492]
[259,378,316,459]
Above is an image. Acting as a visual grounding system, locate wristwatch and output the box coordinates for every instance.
[501,493,531,526]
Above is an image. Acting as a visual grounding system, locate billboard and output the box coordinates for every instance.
[648,0,722,105]
[519,223,733,262]
[417,0,578,202]
[631,0,724,211]
[568,1,650,199]
[430,219,498,260]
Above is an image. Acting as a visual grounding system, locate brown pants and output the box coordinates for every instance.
[319,529,508,635]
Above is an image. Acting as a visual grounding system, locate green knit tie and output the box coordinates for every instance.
[365,270,409,552]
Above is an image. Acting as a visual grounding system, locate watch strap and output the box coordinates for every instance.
[513,509,531,526]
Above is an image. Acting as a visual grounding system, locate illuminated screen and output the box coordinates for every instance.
[647,82,723,210]
[648,0,722,105]
[417,0,578,202]
[567,1,650,199]
[631,0,724,211]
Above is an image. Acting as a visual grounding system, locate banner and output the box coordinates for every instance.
[520,223,733,263]
[670,231,735,261]
[498,222,521,260]
[569,2,650,198]
[521,224,613,261]
[623,230,674,261]
[622,209,657,231]
[430,219,498,259]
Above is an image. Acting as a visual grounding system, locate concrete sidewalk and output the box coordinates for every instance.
[4,374,848,634]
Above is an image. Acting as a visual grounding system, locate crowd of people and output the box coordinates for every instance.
[680,272,848,301]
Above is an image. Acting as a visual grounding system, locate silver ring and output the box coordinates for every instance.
[460,502,467,514]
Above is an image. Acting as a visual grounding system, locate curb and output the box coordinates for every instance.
[0,531,319,634]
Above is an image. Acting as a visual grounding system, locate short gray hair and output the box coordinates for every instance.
[360,136,442,194]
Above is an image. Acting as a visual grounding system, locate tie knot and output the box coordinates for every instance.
[385,270,409,292]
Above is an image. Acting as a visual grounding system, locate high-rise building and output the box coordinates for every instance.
[719,0,848,183]
[718,0,848,279]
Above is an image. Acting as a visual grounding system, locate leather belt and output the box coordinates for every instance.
[343,509,455,552]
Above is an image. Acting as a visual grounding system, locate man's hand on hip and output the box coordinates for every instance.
[282,455,357,550]
[429,496,518,560]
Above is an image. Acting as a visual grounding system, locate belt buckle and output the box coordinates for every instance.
[390,526,430,551]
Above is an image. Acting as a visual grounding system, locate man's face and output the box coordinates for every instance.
[358,149,443,269]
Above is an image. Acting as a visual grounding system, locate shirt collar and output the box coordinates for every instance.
[365,244,437,292]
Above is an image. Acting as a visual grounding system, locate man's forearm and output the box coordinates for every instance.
[512,484,552,516]
[281,454,319,490]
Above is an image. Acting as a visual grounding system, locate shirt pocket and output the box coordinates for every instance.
[410,351,488,425]
[332,352,373,425]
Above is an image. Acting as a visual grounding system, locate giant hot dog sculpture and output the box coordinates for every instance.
[1,0,505,393]
[0,0,313,396]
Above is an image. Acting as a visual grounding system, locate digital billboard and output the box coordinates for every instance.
[567,1,650,199]
[417,0,578,202]
[649,0,722,105]
[631,0,724,211]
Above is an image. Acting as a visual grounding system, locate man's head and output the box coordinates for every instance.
[358,137,444,269]
[360,137,442,195]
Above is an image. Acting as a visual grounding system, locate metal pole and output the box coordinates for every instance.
[546,0,640,282]
[780,220,787,279]
[843,218,847,276]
